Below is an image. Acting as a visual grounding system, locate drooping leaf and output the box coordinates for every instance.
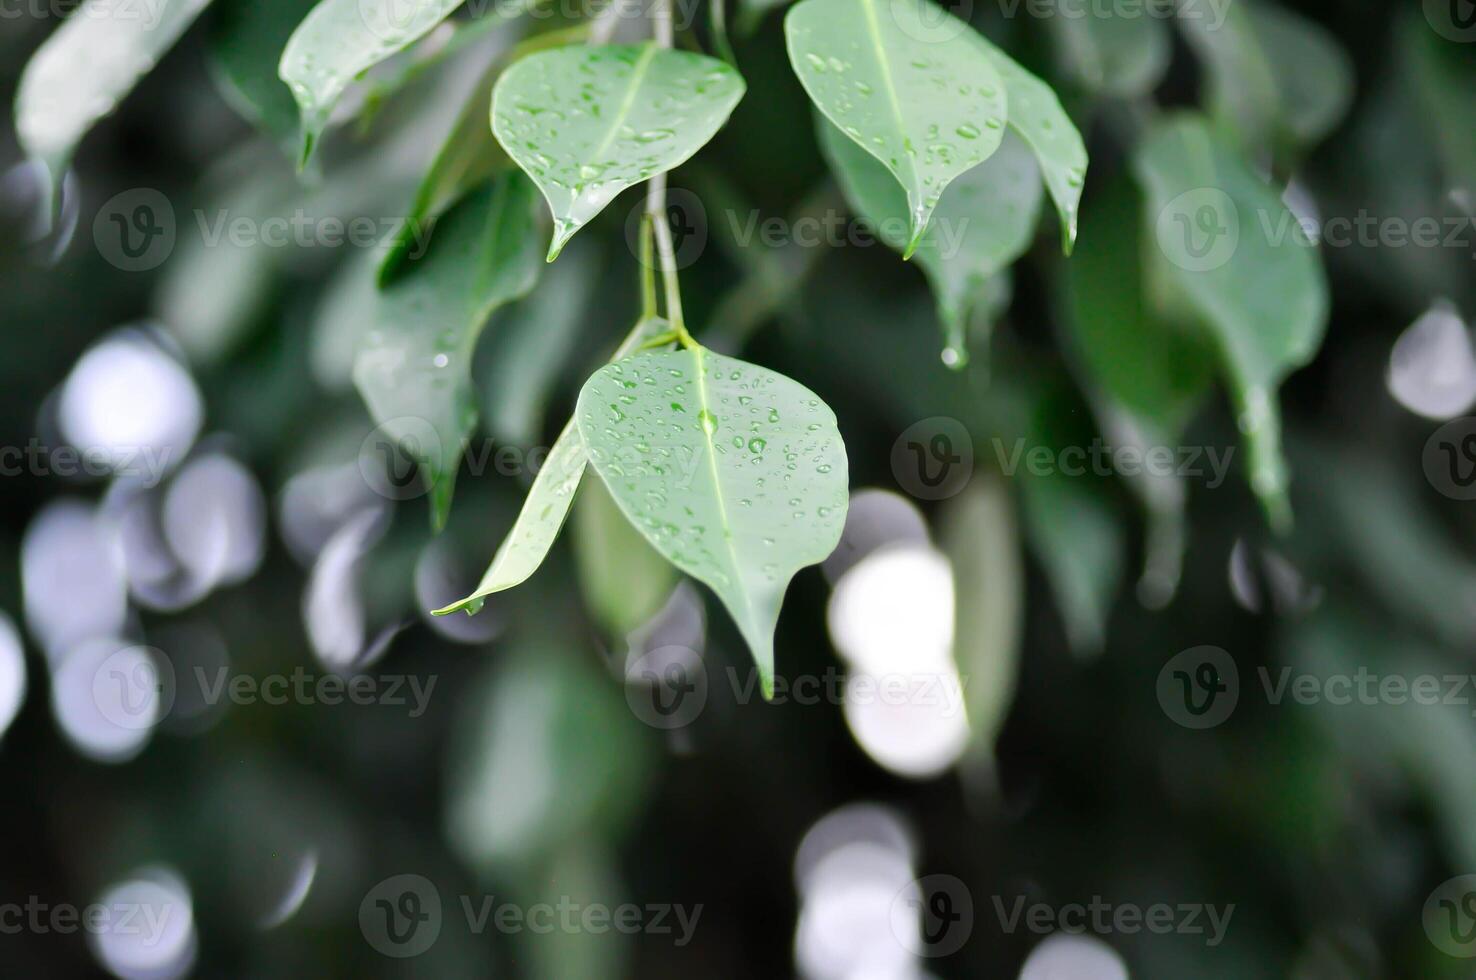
[574,472,679,638]
[784,0,1007,256]
[1403,11,1476,197]
[491,43,746,260]
[1063,175,1215,607]
[1020,467,1123,658]
[280,0,510,168]
[576,349,849,692]
[1246,2,1353,154]
[354,172,544,531]
[377,25,589,283]
[819,118,1041,364]
[968,32,1088,253]
[434,316,673,617]
[1132,112,1329,531]
[207,0,318,149]
[941,475,1022,762]
[15,0,214,217]
[1046,0,1170,99]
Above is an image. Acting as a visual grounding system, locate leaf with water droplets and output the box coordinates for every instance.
[784,0,1007,257]
[967,33,1088,254]
[280,0,513,169]
[1132,113,1328,531]
[15,0,214,220]
[491,43,746,261]
[353,172,543,531]
[819,118,1040,364]
[576,349,849,693]
[435,315,674,616]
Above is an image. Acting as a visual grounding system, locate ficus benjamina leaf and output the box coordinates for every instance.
[575,349,849,695]
[491,43,746,261]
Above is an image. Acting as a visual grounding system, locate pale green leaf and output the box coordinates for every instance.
[280,0,512,168]
[784,0,1007,256]
[1132,112,1329,531]
[434,315,673,617]
[576,349,849,692]
[968,32,1087,253]
[353,172,544,531]
[208,0,317,149]
[941,476,1021,761]
[1046,0,1170,98]
[16,0,214,216]
[1247,2,1353,152]
[819,118,1041,363]
[491,43,746,260]
[574,472,679,638]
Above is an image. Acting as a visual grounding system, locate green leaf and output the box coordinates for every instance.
[941,476,1021,763]
[15,0,214,217]
[1132,112,1329,531]
[819,118,1041,364]
[1246,2,1353,153]
[353,172,544,531]
[1063,175,1214,606]
[377,25,589,284]
[434,315,673,617]
[208,0,318,149]
[279,0,509,168]
[968,33,1087,253]
[574,473,679,638]
[1046,0,1170,99]
[1174,0,1278,151]
[1020,467,1123,658]
[491,43,747,260]
[784,0,1007,256]
[576,349,849,693]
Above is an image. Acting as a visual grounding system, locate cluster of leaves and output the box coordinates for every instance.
[13,0,1345,698]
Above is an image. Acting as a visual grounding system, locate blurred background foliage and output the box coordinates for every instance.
[3,0,1476,976]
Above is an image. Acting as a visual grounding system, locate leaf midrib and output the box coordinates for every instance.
[858,0,916,197]
[691,346,757,633]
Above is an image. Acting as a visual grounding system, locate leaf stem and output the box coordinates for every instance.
[639,211,658,319]
[643,0,698,351]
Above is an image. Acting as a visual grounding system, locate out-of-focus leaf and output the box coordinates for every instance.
[941,475,1021,761]
[207,0,318,149]
[1404,12,1476,196]
[1174,0,1278,151]
[576,350,849,693]
[445,647,651,870]
[574,473,678,638]
[1247,2,1353,153]
[819,119,1041,365]
[435,316,671,617]
[491,43,746,260]
[1133,112,1328,531]
[1064,175,1214,603]
[377,25,588,283]
[280,0,516,168]
[482,240,598,446]
[354,173,544,530]
[15,0,214,217]
[970,32,1087,253]
[1047,0,1170,98]
[784,0,1007,255]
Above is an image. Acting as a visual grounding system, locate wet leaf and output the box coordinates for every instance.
[784,0,1007,255]
[491,43,746,260]
[576,349,849,692]
[353,173,544,531]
